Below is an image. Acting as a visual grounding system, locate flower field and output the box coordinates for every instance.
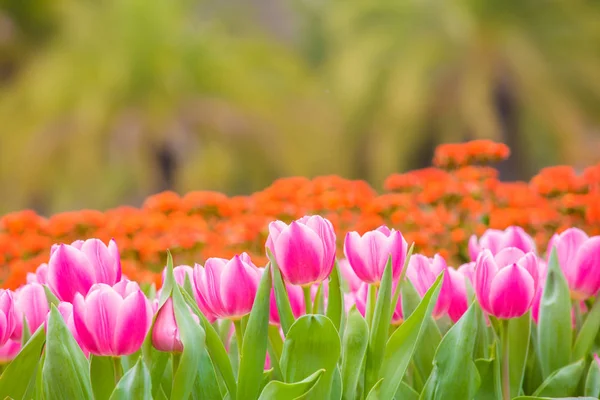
[1,140,600,398]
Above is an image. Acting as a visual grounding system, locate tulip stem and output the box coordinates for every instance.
[366,284,377,328]
[302,286,312,314]
[573,300,583,332]
[113,357,123,384]
[233,319,244,352]
[501,319,510,400]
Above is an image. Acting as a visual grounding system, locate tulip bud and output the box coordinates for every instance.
[48,239,122,302]
[152,298,199,353]
[475,248,539,319]
[406,254,452,319]
[73,283,152,356]
[343,226,408,285]
[469,226,536,260]
[194,254,261,320]
[266,216,336,286]
[446,267,469,323]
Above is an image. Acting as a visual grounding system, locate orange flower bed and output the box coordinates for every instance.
[2,140,599,290]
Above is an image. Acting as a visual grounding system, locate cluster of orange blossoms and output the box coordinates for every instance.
[2,140,600,290]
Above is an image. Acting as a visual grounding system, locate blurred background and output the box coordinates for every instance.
[2,0,600,215]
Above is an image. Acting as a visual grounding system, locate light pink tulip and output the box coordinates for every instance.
[152,298,200,353]
[73,283,152,356]
[0,290,17,347]
[0,339,21,363]
[469,227,536,260]
[26,263,48,285]
[48,239,122,302]
[354,282,403,324]
[447,267,469,323]
[337,259,362,292]
[344,226,408,285]
[12,283,49,339]
[475,248,539,319]
[406,254,452,319]
[269,283,305,325]
[194,253,261,320]
[546,228,600,300]
[266,215,336,286]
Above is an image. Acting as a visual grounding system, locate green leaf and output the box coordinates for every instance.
[573,296,600,361]
[181,289,237,398]
[280,315,341,399]
[508,312,531,398]
[341,306,369,400]
[169,253,207,400]
[326,261,343,332]
[312,283,324,314]
[390,243,414,316]
[42,305,93,400]
[533,359,586,397]
[21,316,31,346]
[258,369,324,400]
[401,279,441,389]
[194,349,222,399]
[331,366,342,400]
[364,256,394,393]
[43,285,60,308]
[109,357,152,400]
[237,265,273,400]
[268,250,296,336]
[90,356,116,400]
[395,381,420,400]
[537,248,572,378]
[585,357,600,397]
[0,325,46,400]
[365,378,383,400]
[419,301,481,400]
[474,348,502,400]
[378,273,443,399]
[149,349,170,399]
[514,397,596,400]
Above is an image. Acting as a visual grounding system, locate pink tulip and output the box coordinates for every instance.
[338,259,362,292]
[406,254,452,319]
[354,282,403,324]
[269,283,305,325]
[531,259,547,323]
[546,228,600,300]
[73,283,152,356]
[48,239,122,303]
[12,283,49,340]
[152,298,200,353]
[0,339,21,363]
[194,253,261,320]
[469,227,536,260]
[161,265,195,287]
[475,248,539,319]
[26,263,48,285]
[0,290,17,346]
[344,226,408,285]
[447,267,469,323]
[266,215,336,286]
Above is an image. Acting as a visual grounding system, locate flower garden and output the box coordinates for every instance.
[1,140,600,399]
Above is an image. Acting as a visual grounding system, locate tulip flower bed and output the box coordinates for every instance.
[3,140,600,291]
[0,217,599,399]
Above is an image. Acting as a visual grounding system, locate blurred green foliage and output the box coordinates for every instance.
[1,0,600,214]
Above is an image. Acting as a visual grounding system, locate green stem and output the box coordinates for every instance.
[501,319,510,400]
[303,286,312,315]
[113,357,123,385]
[366,284,377,328]
[573,300,583,332]
[233,319,244,353]
[172,352,181,374]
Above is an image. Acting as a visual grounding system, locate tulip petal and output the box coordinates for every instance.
[48,245,96,302]
[81,239,119,285]
[489,264,535,319]
[114,290,151,355]
[494,247,526,269]
[554,228,588,287]
[219,256,259,318]
[274,222,325,286]
[572,237,600,299]
[85,286,122,355]
[73,294,100,355]
[202,258,228,315]
[406,255,437,297]
[17,283,49,333]
[108,239,122,282]
[475,250,498,314]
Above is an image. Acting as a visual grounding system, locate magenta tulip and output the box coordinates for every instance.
[475,248,539,319]
[469,226,536,260]
[194,253,261,320]
[48,239,122,302]
[406,254,453,319]
[73,283,152,356]
[354,282,403,324]
[344,226,408,285]
[0,339,21,363]
[152,298,200,353]
[0,291,17,347]
[26,263,48,285]
[266,215,336,286]
[546,228,600,300]
[269,283,305,325]
[12,283,49,339]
